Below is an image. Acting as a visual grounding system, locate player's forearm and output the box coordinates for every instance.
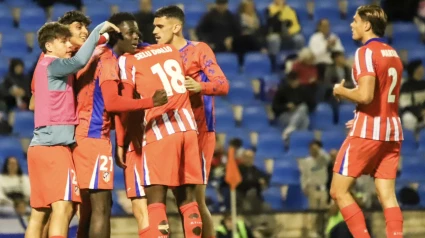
[200,77,229,96]
[338,87,372,104]
[29,95,35,111]
[101,81,154,112]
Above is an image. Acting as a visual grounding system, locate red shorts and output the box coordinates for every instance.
[198,131,216,184]
[28,145,81,208]
[142,131,203,186]
[72,135,114,190]
[125,148,145,198]
[333,136,401,179]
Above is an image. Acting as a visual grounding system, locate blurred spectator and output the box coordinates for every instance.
[0,157,31,203]
[272,72,316,139]
[324,51,352,90]
[35,0,82,10]
[352,175,376,209]
[291,48,318,85]
[216,213,254,238]
[0,59,30,111]
[298,140,330,210]
[235,1,266,67]
[13,199,29,217]
[237,149,270,211]
[134,0,156,44]
[326,149,338,202]
[415,0,425,42]
[400,59,425,131]
[266,0,304,54]
[0,110,11,135]
[196,0,241,53]
[308,19,344,81]
[382,0,419,22]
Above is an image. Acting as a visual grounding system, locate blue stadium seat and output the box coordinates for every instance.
[0,5,13,27]
[215,97,231,109]
[227,83,255,105]
[263,186,284,210]
[185,11,204,29]
[403,129,418,151]
[314,6,341,22]
[244,53,271,77]
[0,30,28,58]
[222,127,251,147]
[302,24,316,39]
[256,132,284,159]
[4,0,37,7]
[12,111,34,138]
[52,4,77,21]
[288,131,314,153]
[20,8,47,32]
[338,103,356,125]
[216,53,239,75]
[402,155,424,167]
[242,105,270,131]
[321,131,345,151]
[0,137,24,161]
[271,159,300,185]
[283,184,308,210]
[111,191,125,216]
[215,107,235,131]
[0,58,8,78]
[418,129,425,152]
[85,3,111,21]
[399,164,425,183]
[117,2,139,13]
[311,103,334,130]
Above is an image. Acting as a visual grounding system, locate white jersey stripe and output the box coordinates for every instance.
[365,48,374,72]
[89,156,100,189]
[350,112,359,136]
[398,117,404,140]
[143,152,151,186]
[385,117,391,141]
[392,117,400,141]
[162,113,175,135]
[64,169,70,200]
[174,109,186,131]
[360,116,367,138]
[118,56,127,80]
[151,120,163,140]
[131,66,136,84]
[372,116,380,140]
[182,108,196,130]
[342,144,350,176]
[355,49,361,75]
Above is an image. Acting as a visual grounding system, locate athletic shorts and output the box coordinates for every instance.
[72,135,114,190]
[28,145,81,208]
[333,136,401,179]
[142,131,203,186]
[198,131,216,184]
[125,147,145,198]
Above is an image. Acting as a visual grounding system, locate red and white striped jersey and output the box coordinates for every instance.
[119,44,197,146]
[349,38,404,141]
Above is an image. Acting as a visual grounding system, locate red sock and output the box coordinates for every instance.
[340,203,370,238]
[148,203,169,237]
[138,227,150,238]
[384,207,403,237]
[179,202,202,237]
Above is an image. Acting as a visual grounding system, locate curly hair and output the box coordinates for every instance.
[37,22,72,53]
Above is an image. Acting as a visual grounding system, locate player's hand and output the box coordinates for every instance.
[116,146,126,169]
[333,79,346,98]
[184,76,201,93]
[152,89,168,107]
[345,119,354,129]
[100,21,121,34]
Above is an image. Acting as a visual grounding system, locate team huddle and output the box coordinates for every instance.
[26,3,405,238]
[26,5,228,238]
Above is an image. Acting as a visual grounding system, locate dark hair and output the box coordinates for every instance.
[309,140,323,148]
[357,5,387,37]
[331,51,344,59]
[107,12,137,46]
[2,156,23,175]
[58,10,91,26]
[8,58,24,75]
[229,138,243,148]
[154,5,185,25]
[37,22,72,53]
[286,71,298,81]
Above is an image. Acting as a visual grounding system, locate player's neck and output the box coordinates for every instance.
[112,45,124,57]
[171,36,188,51]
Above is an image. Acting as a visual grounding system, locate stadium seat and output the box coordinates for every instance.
[84,3,111,22]
[12,111,34,138]
[311,103,334,130]
[227,86,256,106]
[256,132,285,159]
[314,6,341,22]
[403,129,418,151]
[263,186,284,210]
[215,107,235,132]
[399,164,425,183]
[205,187,219,205]
[242,105,270,131]
[418,129,425,152]
[222,127,251,148]
[0,5,13,27]
[4,0,37,7]
[244,53,271,77]
[321,131,346,151]
[111,191,125,216]
[52,4,77,21]
[0,136,25,161]
[288,131,314,153]
[19,7,47,32]
[0,58,8,78]
[215,53,239,75]
[283,184,308,210]
[271,159,300,185]
[117,2,139,13]
[338,103,356,125]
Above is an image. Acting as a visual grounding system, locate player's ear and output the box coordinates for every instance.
[173,24,182,34]
[364,21,372,33]
[45,41,53,53]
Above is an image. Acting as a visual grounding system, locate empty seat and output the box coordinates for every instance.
[0,5,13,27]
[338,103,356,125]
[216,53,239,75]
[52,4,77,21]
[321,131,346,151]
[215,107,235,132]
[84,3,111,21]
[256,132,284,159]
[0,137,24,160]
[403,129,417,151]
[117,2,139,13]
[314,6,341,22]
[12,111,34,138]
[242,105,270,131]
[222,127,251,147]
[244,53,271,77]
[271,160,300,185]
[227,87,255,106]
[418,129,425,152]
[263,186,284,210]
[311,103,334,130]
[288,130,314,152]
[399,164,425,183]
[20,8,47,32]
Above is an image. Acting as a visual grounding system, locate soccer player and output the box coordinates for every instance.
[25,21,118,238]
[331,5,403,238]
[29,10,108,111]
[153,6,229,237]
[120,44,204,237]
[72,13,167,238]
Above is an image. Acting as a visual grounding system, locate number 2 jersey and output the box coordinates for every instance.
[349,38,404,141]
[119,44,197,145]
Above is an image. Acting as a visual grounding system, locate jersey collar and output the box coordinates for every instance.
[364,38,385,45]
[179,40,191,52]
[106,43,119,58]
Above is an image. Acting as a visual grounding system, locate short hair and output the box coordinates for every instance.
[37,22,72,53]
[58,10,91,26]
[357,5,387,37]
[309,140,323,148]
[2,156,23,175]
[154,5,185,25]
[107,12,137,46]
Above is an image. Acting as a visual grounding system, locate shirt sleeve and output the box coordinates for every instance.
[198,43,229,96]
[97,56,120,86]
[354,47,376,79]
[114,83,134,147]
[48,22,104,77]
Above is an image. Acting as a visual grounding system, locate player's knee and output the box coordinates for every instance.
[52,201,74,217]
[329,186,348,202]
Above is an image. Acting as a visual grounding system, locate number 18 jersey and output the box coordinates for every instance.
[349,38,404,142]
[119,44,197,145]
